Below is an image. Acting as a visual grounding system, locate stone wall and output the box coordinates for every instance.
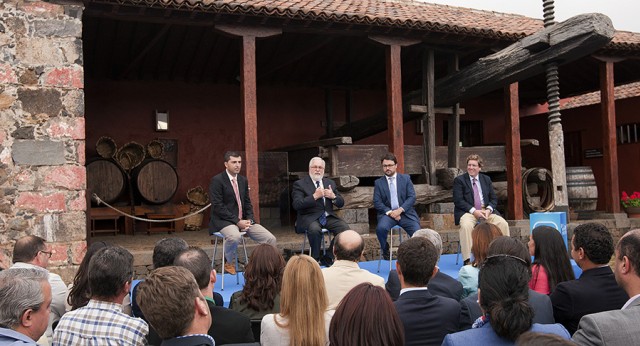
[0,0,86,283]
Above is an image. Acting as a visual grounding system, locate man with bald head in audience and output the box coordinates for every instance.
[321,230,385,309]
[573,229,640,345]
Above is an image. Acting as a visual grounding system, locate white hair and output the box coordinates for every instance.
[0,267,49,329]
[412,228,443,257]
[308,157,325,167]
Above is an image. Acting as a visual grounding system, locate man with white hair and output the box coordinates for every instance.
[0,267,52,345]
[386,229,463,301]
[292,156,350,266]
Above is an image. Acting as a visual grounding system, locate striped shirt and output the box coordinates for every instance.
[52,299,148,346]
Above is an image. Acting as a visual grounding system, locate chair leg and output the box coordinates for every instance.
[456,241,461,265]
[301,233,307,255]
[389,228,394,272]
[221,238,225,291]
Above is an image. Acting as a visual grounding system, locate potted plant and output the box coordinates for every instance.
[621,191,640,218]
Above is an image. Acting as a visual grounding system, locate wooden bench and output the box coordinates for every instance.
[145,213,176,235]
[90,214,120,237]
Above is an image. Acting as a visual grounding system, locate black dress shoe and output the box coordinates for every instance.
[382,243,391,260]
[320,255,334,267]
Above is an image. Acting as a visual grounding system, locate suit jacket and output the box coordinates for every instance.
[209,171,254,231]
[292,176,344,233]
[452,173,499,225]
[550,266,628,335]
[322,260,385,309]
[386,269,463,302]
[442,322,570,346]
[459,289,555,330]
[572,296,640,346]
[373,173,419,223]
[394,289,461,346]
[148,299,254,345]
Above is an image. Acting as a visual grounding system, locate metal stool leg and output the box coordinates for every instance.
[221,237,225,291]
[455,241,461,265]
[389,227,394,272]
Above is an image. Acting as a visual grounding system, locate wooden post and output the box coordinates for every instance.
[599,60,620,213]
[423,49,436,184]
[505,83,523,220]
[447,54,460,168]
[386,44,405,172]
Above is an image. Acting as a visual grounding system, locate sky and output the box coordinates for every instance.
[422,0,640,33]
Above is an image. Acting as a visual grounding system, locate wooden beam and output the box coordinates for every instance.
[369,35,421,47]
[422,49,436,184]
[119,23,171,79]
[215,24,282,38]
[505,83,523,220]
[240,35,260,221]
[410,105,465,115]
[599,60,620,213]
[386,44,405,172]
[447,54,460,169]
[434,13,615,106]
[270,137,352,152]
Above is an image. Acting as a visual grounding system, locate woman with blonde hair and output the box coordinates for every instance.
[260,254,333,346]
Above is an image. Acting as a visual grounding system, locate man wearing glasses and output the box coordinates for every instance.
[373,153,421,260]
[11,235,68,344]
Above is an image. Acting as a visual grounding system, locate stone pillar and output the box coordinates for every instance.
[0,0,86,281]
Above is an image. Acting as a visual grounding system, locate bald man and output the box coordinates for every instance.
[321,230,385,309]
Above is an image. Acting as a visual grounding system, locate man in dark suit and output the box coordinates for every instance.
[209,151,276,275]
[394,237,460,346]
[373,153,421,259]
[550,223,628,335]
[386,229,463,301]
[573,228,640,345]
[453,154,509,263]
[292,156,350,265]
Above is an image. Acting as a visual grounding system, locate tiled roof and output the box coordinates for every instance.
[562,81,640,110]
[116,0,640,48]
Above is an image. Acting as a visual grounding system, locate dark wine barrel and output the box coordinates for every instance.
[133,159,178,204]
[567,166,598,211]
[86,158,126,204]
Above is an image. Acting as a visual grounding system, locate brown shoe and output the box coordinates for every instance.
[224,262,237,275]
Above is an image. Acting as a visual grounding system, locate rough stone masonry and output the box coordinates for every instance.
[0,0,86,282]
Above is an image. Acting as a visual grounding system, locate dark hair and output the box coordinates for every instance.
[488,236,532,271]
[67,241,109,310]
[173,247,211,290]
[152,238,188,269]
[573,223,614,264]
[224,151,242,162]
[12,235,46,263]
[88,246,133,299]
[471,223,502,266]
[329,283,404,346]
[617,229,640,276]
[479,255,533,341]
[238,244,285,311]
[380,153,397,164]
[516,331,576,346]
[531,227,575,292]
[334,232,364,262]
[397,237,438,287]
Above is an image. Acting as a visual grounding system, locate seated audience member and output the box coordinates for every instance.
[572,229,640,345]
[0,268,51,345]
[322,230,384,309]
[130,238,189,318]
[137,266,214,346]
[458,223,502,298]
[67,241,109,311]
[261,255,333,346]
[386,229,463,301]
[11,235,68,342]
[528,226,575,295]
[171,246,254,345]
[443,255,570,346]
[330,283,404,346]
[550,223,628,334]
[230,244,285,320]
[517,332,577,346]
[53,246,148,345]
[394,237,460,345]
[459,236,555,330]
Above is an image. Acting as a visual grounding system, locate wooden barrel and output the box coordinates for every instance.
[86,158,126,204]
[566,166,598,211]
[133,159,178,204]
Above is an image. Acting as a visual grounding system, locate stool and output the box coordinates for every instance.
[90,214,120,237]
[301,228,331,256]
[211,231,249,291]
[378,225,406,273]
[146,213,175,235]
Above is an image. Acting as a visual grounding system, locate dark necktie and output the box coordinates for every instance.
[473,178,482,210]
[316,181,327,226]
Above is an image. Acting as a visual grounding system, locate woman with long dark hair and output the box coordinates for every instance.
[230,244,286,320]
[458,222,502,298]
[528,226,575,294]
[67,241,109,310]
[443,255,570,345]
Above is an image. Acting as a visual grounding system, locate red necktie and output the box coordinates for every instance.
[232,178,243,219]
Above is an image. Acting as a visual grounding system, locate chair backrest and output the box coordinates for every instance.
[250,319,261,342]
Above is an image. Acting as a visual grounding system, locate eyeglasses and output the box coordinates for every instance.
[39,250,53,259]
[382,164,396,168]
[310,166,324,170]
